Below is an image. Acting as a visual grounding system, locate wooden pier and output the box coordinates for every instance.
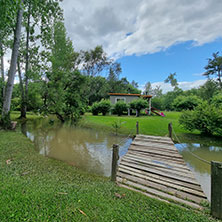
[116,134,208,209]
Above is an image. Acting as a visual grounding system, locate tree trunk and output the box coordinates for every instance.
[22,3,31,119]
[0,41,5,100]
[17,58,26,119]
[1,0,24,121]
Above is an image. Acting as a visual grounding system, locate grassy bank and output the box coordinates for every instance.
[0,130,218,221]
[81,112,222,145]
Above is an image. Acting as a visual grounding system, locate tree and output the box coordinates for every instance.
[172,95,202,111]
[1,0,24,127]
[144,82,153,95]
[162,88,183,110]
[45,21,86,122]
[81,46,111,76]
[129,99,148,117]
[199,79,218,101]
[164,72,179,90]
[113,101,128,116]
[17,0,62,118]
[179,101,222,136]
[204,52,222,89]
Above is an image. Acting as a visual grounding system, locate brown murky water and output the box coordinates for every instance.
[21,118,222,200]
[175,143,222,200]
[21,119,132,177]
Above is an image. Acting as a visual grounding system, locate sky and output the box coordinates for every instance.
[61,0,222,93]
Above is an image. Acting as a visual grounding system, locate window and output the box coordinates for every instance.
[115,97,126,103]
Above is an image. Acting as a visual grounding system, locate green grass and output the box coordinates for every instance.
[80,112,222,145]
[0,130,219,221]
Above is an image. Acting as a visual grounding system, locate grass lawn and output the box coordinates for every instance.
[81,112,222,145]
[0,130,219,222]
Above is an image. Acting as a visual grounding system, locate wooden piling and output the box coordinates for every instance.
[136,121,139,134]
[211,161,222,219]
[111,144,119,181]
[168,122,172,140]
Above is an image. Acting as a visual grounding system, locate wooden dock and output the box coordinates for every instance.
[117,134,208,209]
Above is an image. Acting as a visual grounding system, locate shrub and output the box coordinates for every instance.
[211,94,222,108]
[179,101,222,136]
[98,99,111,116]
[151,97,164,110]
[91,100,111,116]
[129,99,148,116]
[172,95,202,111]
[91,102,100,115]
[113,101,128,116]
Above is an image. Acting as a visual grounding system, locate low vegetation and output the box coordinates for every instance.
[0,130,218,222]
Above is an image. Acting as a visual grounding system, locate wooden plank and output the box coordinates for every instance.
[131,141,177,150]
[130,143,180,152]
[118,166,206,197]
[119,165,203,192]
[134,137,175,146]
[121,158,196,180]
[129,147,183,160]
[127,150,186,165]
[117,172,205,203]
[131,143,179,153]
[120,160,199,185]
[130,144,182,156]
[126,152,189,169]
[117,178,202,209]
[137,135,172,142]
[123,155,193,174]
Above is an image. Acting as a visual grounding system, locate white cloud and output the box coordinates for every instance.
[61,0,222,57]
[140,79,206,94]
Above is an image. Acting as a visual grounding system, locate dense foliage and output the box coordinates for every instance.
[113,101,128,116]
[129,99,148,116]
[179,100,222,136]
[91,99,111,116]
[172,95,202,111]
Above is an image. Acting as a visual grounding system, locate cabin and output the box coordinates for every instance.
[109,93,152,115]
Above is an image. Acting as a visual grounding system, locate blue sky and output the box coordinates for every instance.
[61,0,222,92]
[118,38,222,84]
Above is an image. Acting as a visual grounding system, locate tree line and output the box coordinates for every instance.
[0,0,139,127]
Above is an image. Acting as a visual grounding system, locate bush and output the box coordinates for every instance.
[98,99,111,116]
[113,101,128,116]
[151,97,164,110]
[91,102,100,115]
[179,101,222,136]
[91,100,111,116]
[211,94,222,108]
[129,99,148,116]
[172,95,202,111]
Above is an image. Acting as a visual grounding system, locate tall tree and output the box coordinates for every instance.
[204,52,222,89]
[45,21,86,122]
[81,46,111,76]
[164,72,179,90]
[1,0,24,126]
[17,0,62,118]
[0,0,18,107]
[144,82,153,95]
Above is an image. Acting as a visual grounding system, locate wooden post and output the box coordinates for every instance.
[136,121,139,134]
[211,161,222,219]
[168,122,172,140]
[111,144,119,182]
[149,98,152,115]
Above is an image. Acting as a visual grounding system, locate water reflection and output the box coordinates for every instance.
[175,143,222,200]
[21,119,132,177]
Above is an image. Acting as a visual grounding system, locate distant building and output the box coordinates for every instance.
[109,93,152,115]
